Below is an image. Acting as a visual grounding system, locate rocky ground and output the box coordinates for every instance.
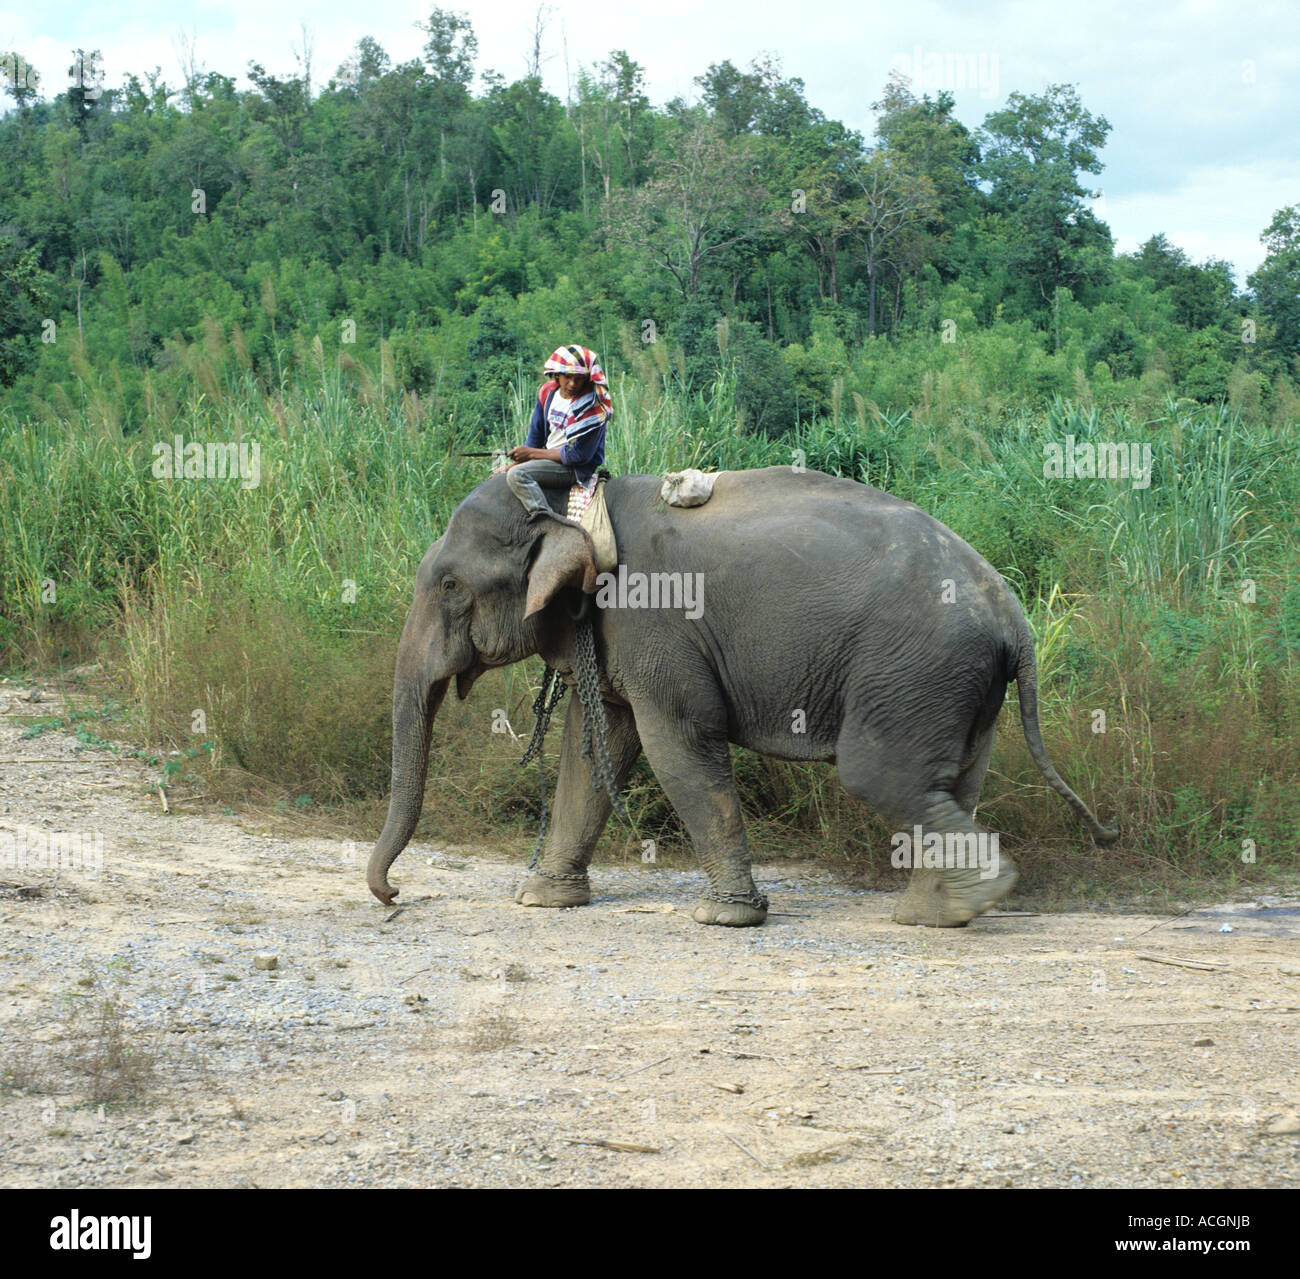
[1,679,1298,1188]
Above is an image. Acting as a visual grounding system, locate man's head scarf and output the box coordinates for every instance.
[544,344,612,416]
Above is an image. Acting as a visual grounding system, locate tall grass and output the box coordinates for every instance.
[2,367,1297,893]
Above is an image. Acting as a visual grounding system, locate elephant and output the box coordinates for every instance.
[367,466,1117,927]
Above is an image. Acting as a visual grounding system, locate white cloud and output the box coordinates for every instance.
[1105,159,1300,281]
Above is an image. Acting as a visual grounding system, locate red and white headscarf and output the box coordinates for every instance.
[543,344,613,417]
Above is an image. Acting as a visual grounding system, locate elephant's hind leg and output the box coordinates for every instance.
[836,729,1016,927]
[516,695,641,909]
[887,793,1018,927]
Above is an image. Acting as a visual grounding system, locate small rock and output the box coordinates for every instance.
[175,1131,195,1145]
[1192,1037,1214,1047]
[1265,1114,1300,1135]
[253,953,278,971]
[1279,964,1300,977]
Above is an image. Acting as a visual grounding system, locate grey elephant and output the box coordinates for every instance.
[367,466,1116,927]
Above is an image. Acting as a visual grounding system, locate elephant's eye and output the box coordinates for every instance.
[441,577,456,593]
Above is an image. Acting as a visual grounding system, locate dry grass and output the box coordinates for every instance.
[58,964,158,1106]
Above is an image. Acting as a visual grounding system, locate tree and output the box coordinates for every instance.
[65,49,105,131]
[1249,205,1300,362]
[1126,233,1236,331]
[976,84,1112,323]
[605,51,651,183]
[695,55,815,138]
[792,142,868,304]
[0,234,54,386]
[486,74,573,213]
[603,121,771,301]
[2,50,40,112]
[418,7,477,182]
[850,151,938,334]
[246,62,308,159]
[332,37,392,95]
[874,74,978,210]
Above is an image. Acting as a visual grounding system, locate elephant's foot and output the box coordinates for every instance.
[892,861,1018,928]
[692,889,768,927]
[515,871,590,909]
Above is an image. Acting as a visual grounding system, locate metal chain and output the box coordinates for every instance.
[520,666,567,869]
[705,886,770,911]
[571,612,628,822]
[520,608,627,872]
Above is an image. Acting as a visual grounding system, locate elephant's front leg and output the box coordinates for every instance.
[515,692,641,909]
[635,710,767,927]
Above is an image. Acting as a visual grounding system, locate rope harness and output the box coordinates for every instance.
[520,598,626,872]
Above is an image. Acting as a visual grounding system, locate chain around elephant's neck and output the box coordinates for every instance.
[572,613,627,820]
[521,612,626,869]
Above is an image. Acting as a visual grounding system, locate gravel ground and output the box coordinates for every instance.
[1,681,1298,1188]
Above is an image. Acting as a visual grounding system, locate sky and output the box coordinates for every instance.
[5,0,1298,284]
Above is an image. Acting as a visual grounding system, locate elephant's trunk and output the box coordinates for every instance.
[367,672,449,904]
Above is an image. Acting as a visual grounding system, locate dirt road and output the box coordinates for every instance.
[1,685,1297,1188]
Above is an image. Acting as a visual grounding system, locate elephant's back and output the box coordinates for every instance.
[611,466,1019,631]
[617,467,968,559]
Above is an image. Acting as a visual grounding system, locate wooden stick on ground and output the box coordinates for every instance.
[564,1137,661,1154]
[1134,951,1226,972]
[723,1132,770,1170]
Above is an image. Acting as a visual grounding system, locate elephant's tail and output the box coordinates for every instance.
[1010,619,1119,846]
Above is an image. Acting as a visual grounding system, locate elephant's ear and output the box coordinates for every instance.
[524,522,599,618]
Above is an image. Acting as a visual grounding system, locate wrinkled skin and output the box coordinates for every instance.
[368,468,1117,927]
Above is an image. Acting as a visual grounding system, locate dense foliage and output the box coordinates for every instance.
[1,19,1297,426]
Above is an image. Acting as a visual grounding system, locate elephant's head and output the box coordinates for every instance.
[367,477,598,903]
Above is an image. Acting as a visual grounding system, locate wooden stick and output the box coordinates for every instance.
[723,1132,770,1170]
[609,1054,673,1081]
[564,1137,660,1154]
[1134,951,1225,972]
[841,1063,924,1074]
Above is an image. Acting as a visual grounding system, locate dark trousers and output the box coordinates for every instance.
[506,458,579,515]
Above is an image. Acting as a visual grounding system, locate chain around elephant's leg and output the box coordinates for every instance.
[515,696,641,909]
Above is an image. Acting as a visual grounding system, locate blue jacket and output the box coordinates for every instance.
[524,380,607,484]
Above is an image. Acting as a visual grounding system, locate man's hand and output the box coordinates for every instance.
[508,445,536,462]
